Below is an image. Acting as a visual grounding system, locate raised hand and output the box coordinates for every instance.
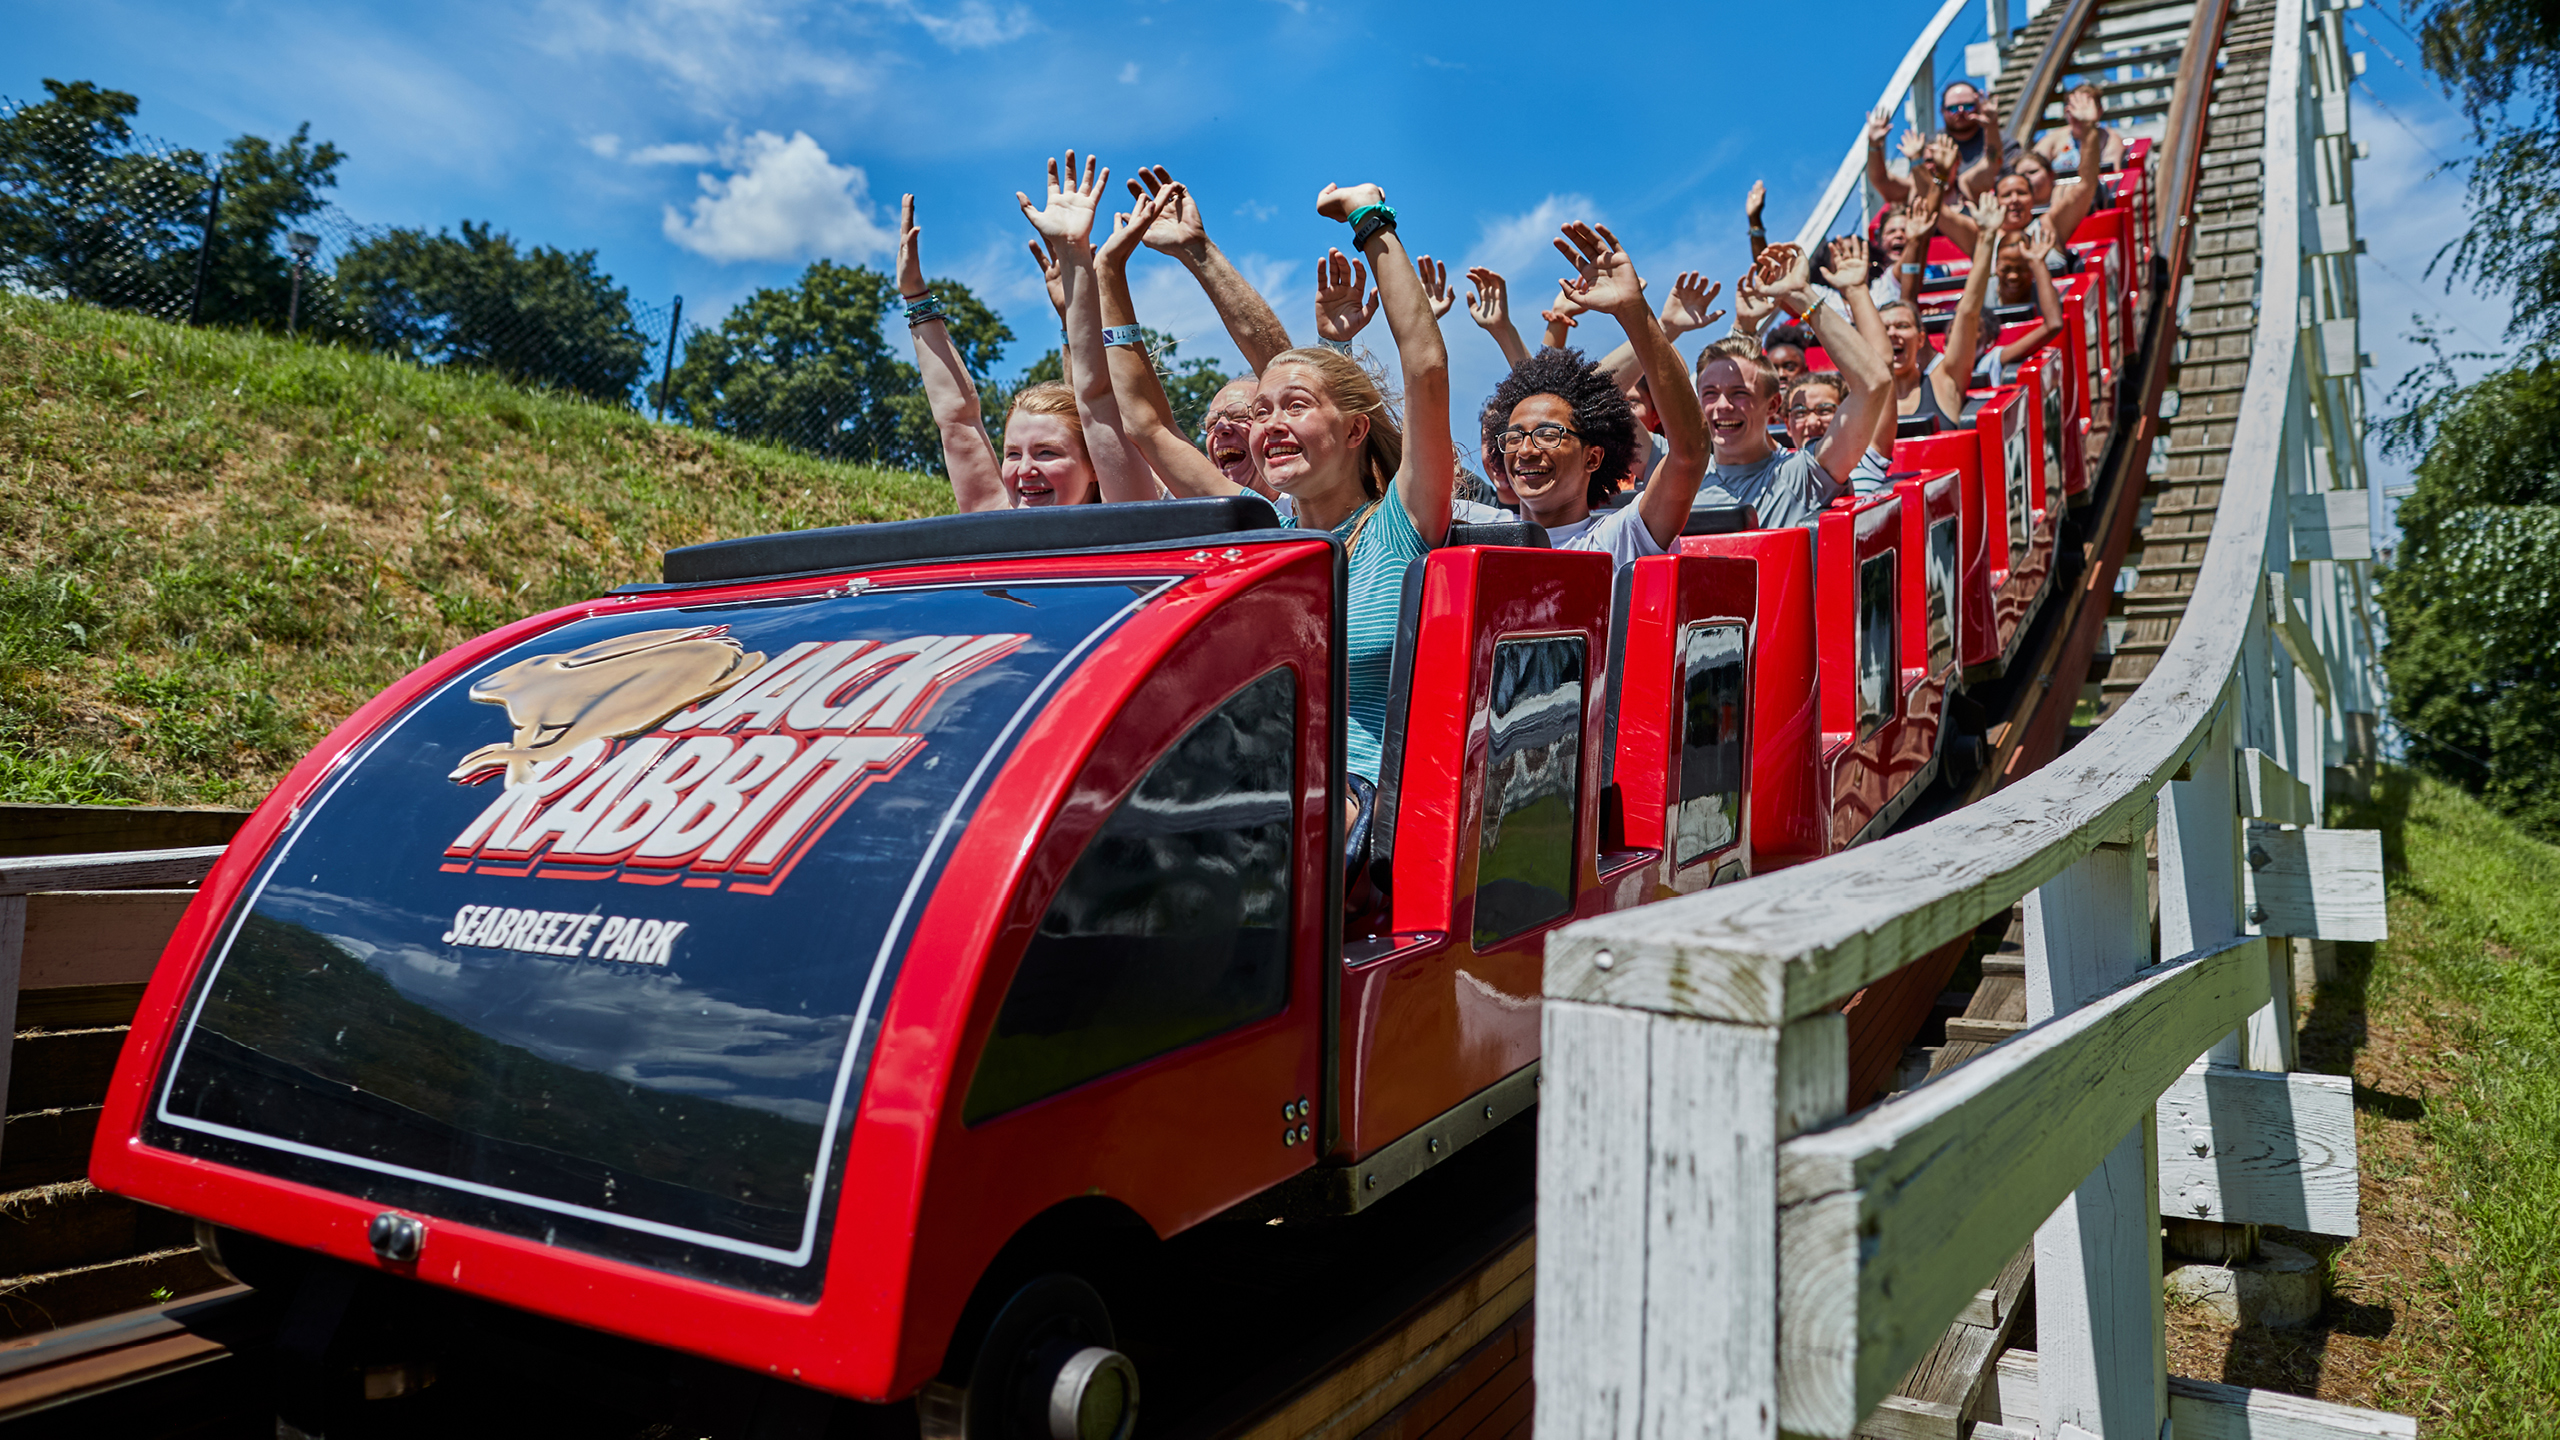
[1900,127,1927,164]
[1733,264,1776,332]
[1867,109,1892,147]
[1314,246,1379,341]
[1659,270,1725,337]
[1099,182,1178,270]
[1126,164,1211,256]
[2066,86,2102,135]
[1926,133,1961,180]
[2021,217,2057,264]
[1026,236,1068,316]
[1827,236,1872,291]
[1465,266,1511,331]
[896,194,927,299]
[1018,150,1109,255]
[1756,242,1812,313]
[1553,221,1647,318]
[1747,180,1767,222]
[1418,255,1457,319]
[1969,188,2007,235]
[1977,90,2003,131]
[1316,182,1387,223]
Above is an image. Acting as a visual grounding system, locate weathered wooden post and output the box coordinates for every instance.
[2026,800,2168,1439]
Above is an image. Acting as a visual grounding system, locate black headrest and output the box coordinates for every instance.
[662,495,1283,584]
[1445,522,1550,550]
[1683,504,1758,536]
[1895,414,1947,440]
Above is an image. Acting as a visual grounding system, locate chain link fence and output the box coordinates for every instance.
[0,94,956,465]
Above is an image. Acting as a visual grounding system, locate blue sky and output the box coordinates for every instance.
[9,0,2508,516]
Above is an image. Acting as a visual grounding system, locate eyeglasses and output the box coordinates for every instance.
[1788,402,1840,418]
[1494,423,1585,453]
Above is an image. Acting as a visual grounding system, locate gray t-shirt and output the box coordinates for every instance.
[1544,504,1665,568]
[1697,446,1841,529]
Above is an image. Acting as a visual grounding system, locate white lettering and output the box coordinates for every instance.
[646,921,687,965]
[738,734,922,869]
[682,640,869,735]
[590,915,627,956]
[630,735,796,860]
[496,738,674,857]
[663,641,825,730]
[447,741,608,854]
[830,633,1024,731]
[557,736,733,860]
[694,737,846,867]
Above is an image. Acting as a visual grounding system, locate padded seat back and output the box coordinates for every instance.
[663,495,1283,584]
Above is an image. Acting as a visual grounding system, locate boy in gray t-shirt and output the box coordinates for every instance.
[1692,239,1896,530]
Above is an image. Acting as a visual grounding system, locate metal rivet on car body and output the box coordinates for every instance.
[1594,950,1614,971]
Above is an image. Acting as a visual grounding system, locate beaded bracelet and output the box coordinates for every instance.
[904,290,945,327]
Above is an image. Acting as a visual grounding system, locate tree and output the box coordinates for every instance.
[0,80,342,330]
[2407,0,2560,353]
[0,80,210,318]
[996,326,1231,445]
[193,123,345,331]
[668,262,1010,469]
[335,221,649,400]
[2377,355,2560,836]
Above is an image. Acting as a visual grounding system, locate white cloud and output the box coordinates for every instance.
[662,130,896,263]
[905,0,1037,48]
[584,132,623,159]
[1234,199,1278,222]
[543,0,875,109]
[630,140,719,165]
[1118,61,1141,85]
[1464,193,1602,298]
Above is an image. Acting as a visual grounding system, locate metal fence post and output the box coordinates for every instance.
[187,172,222,326]
[656,296,684,421]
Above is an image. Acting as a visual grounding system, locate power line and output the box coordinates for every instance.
[2356,78,2466,172]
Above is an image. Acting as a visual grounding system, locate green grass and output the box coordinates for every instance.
[0,295,953,806]
[2343,768,2560,1431]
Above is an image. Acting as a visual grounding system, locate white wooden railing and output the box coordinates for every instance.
[1537,0,2405,1433]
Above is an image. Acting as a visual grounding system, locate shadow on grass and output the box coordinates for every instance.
[2195,774,2409,1397]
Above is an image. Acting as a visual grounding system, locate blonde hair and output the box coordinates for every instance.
[1004,381,1100,504]
[1265,348,1403,500]
[1007,380,1084,440]
[1696,335,1779,400]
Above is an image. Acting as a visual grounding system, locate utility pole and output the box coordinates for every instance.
[655,296,683,421]
[285,232,318,337]
[187,173,223,326]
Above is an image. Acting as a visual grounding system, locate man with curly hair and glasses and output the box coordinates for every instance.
[1479,222,1709,567]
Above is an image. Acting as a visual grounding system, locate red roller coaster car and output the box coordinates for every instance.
[94,181,2152,1439]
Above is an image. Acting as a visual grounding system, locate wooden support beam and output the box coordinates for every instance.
[0,848,224,897]
[2026,831,2167,1440]
[2238,748,2313,826]
[21,892,195,989]
[2267,572,2333,712]
[2244,825,2386,942]
[2158,1064,2359,1234]
[1775,935,2269,1437]
[1536,1001,1783,1440]
[2289,491,2371,561]
[1989,1349,2417,1438]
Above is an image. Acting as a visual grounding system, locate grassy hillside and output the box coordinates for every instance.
[0,295,952,807]
[2161,769,2560,1433]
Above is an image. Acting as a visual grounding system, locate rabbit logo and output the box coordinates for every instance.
[450,625,765,787]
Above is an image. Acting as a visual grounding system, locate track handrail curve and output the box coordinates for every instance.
[1550,0,2298,1029]
[1787,0,1977,253]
